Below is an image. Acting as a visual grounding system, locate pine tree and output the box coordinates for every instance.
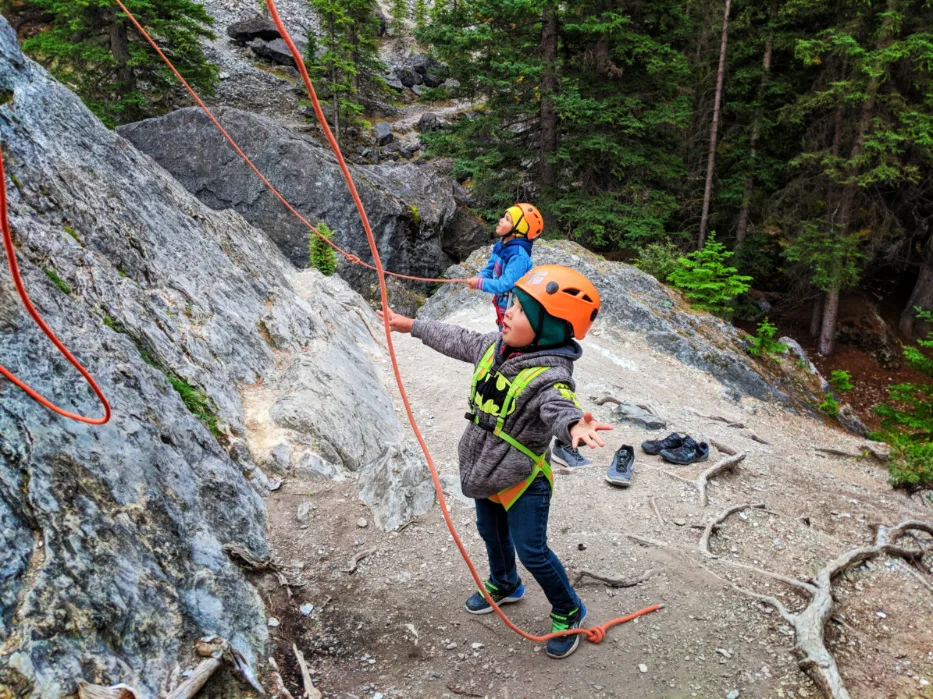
[667,233,752,318]
[390,0,409,35]
[413,0,429,32]
[307,0,384,143]
[15,0,218,127]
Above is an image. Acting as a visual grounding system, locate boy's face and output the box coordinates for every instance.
[496,212,514,237]
[502,296,536,347]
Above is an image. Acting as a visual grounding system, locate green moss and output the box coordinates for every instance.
[103,315,128,334]
[44,268,71,295]
[167,375,221,437]
[410,204,421,225]
[0,90,13,106]
[117,268,128,278]
[9,173,20,188]
[63,224,83,244]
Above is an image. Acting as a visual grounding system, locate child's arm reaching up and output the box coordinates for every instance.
[376,308,497,365]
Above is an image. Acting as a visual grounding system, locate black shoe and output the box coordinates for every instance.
[606,445,634,487]
[659,436,709,465]
[641,432,684,456]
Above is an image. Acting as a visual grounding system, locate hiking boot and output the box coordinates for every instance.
[551,440,592,468]
[464,578,525,615]
[606,445,634,487]
[641,432,684,455]
[546,603,587,659]
[660,436,709,465]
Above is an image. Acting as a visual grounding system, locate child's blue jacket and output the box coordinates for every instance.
[476,238,534,317]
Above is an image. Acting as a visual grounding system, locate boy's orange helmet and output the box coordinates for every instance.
[506,203,544,240]
[514,265,601,340]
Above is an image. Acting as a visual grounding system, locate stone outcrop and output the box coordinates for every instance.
[421,241,828,407]
[117,107,461,291]
[227,15,281,43]
[0,17,429,698]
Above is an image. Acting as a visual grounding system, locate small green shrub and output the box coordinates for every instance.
[44,268,71,295]
[829,370,853,392]
[410,204,421,225]
[634,240,682,282]
[819,394,839,416]
[168,375,220,437]
[747,318,788,358]
[667,233,752,319]
[309,222,338,276]
[873,307,933,490]
[63,225,82,244]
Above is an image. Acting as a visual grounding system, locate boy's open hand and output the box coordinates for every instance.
[376,307,414,334]
[570,411,614,449]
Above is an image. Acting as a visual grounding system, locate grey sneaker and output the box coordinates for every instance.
[551,441,592,468]
[606,445,634,487]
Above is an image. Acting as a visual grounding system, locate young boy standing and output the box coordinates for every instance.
[468,204,592,470]
[468,203,542,327]
[379,265,612,659]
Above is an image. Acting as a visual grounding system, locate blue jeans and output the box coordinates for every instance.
[474,476,581,615]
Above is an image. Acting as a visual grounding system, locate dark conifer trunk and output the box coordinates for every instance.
[539,2,559,187]
[735,0,777,253]
[698,0,732,249]
[110,19,133,89]
[900,234,933,338]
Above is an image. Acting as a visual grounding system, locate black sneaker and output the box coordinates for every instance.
[641,432,684,455]
[606,445,634,487]
[464,577,525,615]
[659,436,709,465]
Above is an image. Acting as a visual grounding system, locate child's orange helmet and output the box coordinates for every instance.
[506,203,544,240]
[514,265,601,340]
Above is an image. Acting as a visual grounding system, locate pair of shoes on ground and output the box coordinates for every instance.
[464,578,586,659]
[551,441,633,488]
[641,433,709,464]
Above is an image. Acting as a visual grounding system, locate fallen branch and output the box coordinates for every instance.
[165,658,223,699]
[593,395,622,406]
[223,542,277,571]
[745,432,771,446]
[650,496,666,527]
[625,533,668,548]
[663,451,747,507]
[709,439,738,456]
[811,445,863,459]
[268,658,295,699]
[685,408,744,428]
[446,685,485,697]
[573,568,657,588]
[699,504,765,557]
[293,644,322,699]
[345,548,377,574]
[723,520,933,699]
[78,683,140,699]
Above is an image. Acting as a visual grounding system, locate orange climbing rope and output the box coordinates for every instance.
[113,0,465,285]
[0,151,112,424]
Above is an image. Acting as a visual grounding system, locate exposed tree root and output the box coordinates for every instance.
[294,644,322,699]
[269,658,296,699]
[720,520,933,699]
[664,449,746,506]
[345,547,378,574]
[685,407,744,428]
[650,496,666,527]
[78,683,140,699]
[699,503,765,557]
[573,568,657,588]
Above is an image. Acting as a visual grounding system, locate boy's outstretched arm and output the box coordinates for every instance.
[376,308,497,365]
[539,382,613,448]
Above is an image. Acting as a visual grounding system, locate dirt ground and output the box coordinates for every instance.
[255,305,933,699]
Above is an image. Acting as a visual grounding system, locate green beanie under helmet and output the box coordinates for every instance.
[512,288,573,349]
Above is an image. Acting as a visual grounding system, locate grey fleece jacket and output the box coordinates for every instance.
[411,319,585,499]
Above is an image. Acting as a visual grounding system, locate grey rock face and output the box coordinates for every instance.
[416,112,440,133]
[0,18,429,696]
[118,107,459,291]
[227,15,281,43]
[395,67,423,88]
[412,54,449,79]
[421,242,822,406]
[612,404,667,431]
[374,121,394,146]
[441,208,492,262]
[423,72,446,88]
[249,36,307,67]
[358,442,437,531]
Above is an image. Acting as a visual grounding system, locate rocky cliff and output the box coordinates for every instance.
[117,107,461,292]
[0,17,428,698]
